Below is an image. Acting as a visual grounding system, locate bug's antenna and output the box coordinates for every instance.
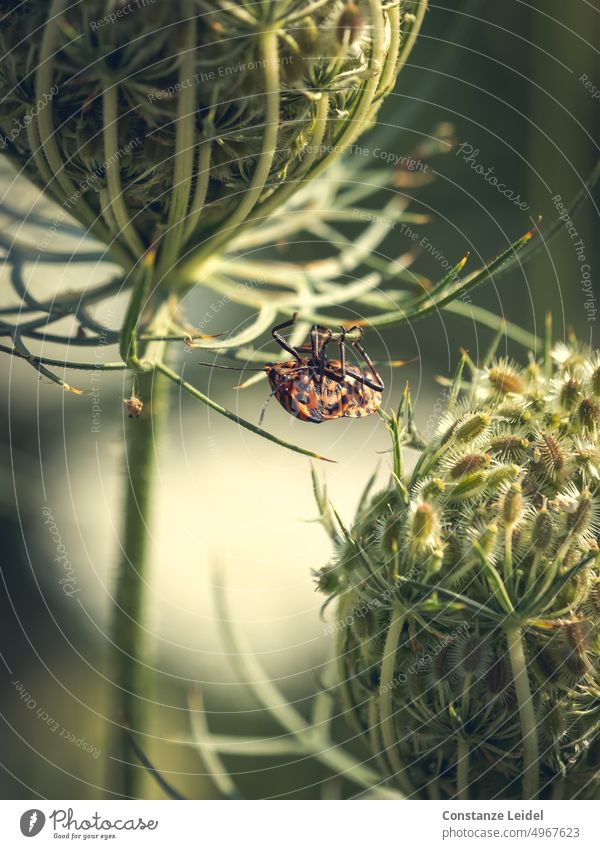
[196,361,265,372]
[258,389,279,426]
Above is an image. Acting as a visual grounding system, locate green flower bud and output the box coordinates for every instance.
[475,523,499,559]
[487,365,525,395]
[453,412,492,444]
[566,490,595,538]
[534,433,565,477]
[560,377,583,411]
[449,453,490,479]
[531,507,553,550]
[421,477,447,497]
[486,463,521,491]
[503,483,522,525]
[314,564,341,593]
[487,435,529,460]
[448,470,487,501]
[564,622,589,678]
[579,398,600,431]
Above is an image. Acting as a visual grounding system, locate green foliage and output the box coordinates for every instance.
[0,0,420,275]
[317,342,600,799]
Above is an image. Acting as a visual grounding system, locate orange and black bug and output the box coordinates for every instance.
[263,316,384,424]
[198,316,385,424]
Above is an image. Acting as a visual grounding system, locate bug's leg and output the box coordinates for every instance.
[337,326,348,378]
[310,325,333,358]
[272,313,301,361]
[353,341,385,391]
[310,325,320,359]
[317,328,333,384]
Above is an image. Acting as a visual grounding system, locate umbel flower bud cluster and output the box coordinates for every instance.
[0,0,413,275]
[316,345,600,799]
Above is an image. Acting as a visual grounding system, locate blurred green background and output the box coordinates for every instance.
[1,0,599,800]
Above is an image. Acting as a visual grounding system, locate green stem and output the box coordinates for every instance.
[112,364,170,798]
[33,0,132,269]
[457,736,470,801]
[457,673,472,800]
[505,624,539,799]
[154,361,335,462]
[112,298,172,798]
[378,606,415,797]
[102,85,145,258]
[178,27,281,279]
[157,0,197,278]
[212,580,401,798]
[504,525,514,582]
[119,252,157,369]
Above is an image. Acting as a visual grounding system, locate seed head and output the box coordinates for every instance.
[534,432,565,478]
[449,453,490,480]
[531,507,553,550]
[336,2,364,45]
[319,341,600,799]
[591,366,600,397]
[559,377,583,411]
[579,398,600,431]
[503,483,522,525]
[453,412,492,444]
[487,363,525,395]
[487,435,529,460]
[486,654,509,697]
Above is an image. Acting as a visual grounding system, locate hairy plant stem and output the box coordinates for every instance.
[505,624,540,799]
[378,606,415,797]
[112,301,172,798]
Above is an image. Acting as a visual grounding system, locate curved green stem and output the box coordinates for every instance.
[378,606,415,796]
[212,578,401,798]
[157,0,197,279]
[34,0,132,267]
[119,252,157,369]
[505,624,539,799]
[102,85,145,258]
[154,360,334,462]
[183,141,212,244]
[178,27,281,278]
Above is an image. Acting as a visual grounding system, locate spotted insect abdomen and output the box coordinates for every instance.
[339,373,382,418]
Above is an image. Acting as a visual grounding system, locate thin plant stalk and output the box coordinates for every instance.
[506,624,540,799]
[112,300,172,798]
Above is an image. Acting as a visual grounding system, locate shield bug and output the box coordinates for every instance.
[263,316,384,424]
[198,315,390,424]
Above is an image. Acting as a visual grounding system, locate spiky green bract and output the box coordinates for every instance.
[317,344,600,800]
[0,0,415,273]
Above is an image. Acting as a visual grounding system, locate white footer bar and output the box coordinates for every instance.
[0,799,598,848]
